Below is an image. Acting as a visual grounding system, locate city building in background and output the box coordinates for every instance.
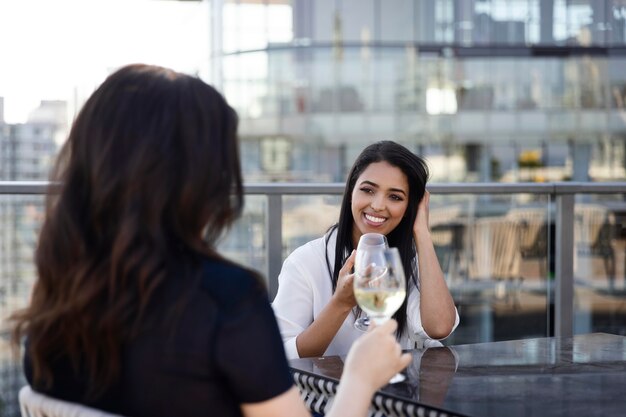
[0,98,65,320]
[211,0,626,183]
[0,98,66,415]
[206,0,626,348]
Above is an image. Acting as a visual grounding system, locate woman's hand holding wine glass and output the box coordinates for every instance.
[353,233,408,382]
[353,233,389,331]
[331,250,357,310]
[343,319,412,393]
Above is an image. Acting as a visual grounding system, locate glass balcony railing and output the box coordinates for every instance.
[1,181,626,416]
[2,181,626,340]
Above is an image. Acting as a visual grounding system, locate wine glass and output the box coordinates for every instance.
[353,245,407,383]
[353,233,388,331]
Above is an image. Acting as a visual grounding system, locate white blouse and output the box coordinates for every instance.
[271,229,460,359]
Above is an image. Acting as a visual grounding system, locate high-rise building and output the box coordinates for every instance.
[0,100,66,416]
[209,0,626,183]
[0,100,65,321]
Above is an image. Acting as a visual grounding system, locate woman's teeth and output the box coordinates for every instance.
[365,213,385,223]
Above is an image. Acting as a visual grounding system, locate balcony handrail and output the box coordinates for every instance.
[221,41,626,58]
[2,180,626,339]
[3,181,626,195]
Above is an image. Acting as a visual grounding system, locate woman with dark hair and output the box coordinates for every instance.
[273,141,459,358]
[11,65,411,417]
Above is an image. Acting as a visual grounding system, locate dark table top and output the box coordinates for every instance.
[289,333,626,417]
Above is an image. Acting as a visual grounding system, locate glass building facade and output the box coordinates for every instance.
[208,0,626,346]
[211,0,626,183]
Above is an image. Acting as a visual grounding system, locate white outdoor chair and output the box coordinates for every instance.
[466,216,523,307]
[506,207,549,279]
[19,385,124,417]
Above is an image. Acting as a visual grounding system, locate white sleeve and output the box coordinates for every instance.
[406,285,460,349]
[271,253,314,359]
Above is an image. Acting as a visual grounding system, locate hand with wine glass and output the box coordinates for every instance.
[354,233,408,382]
[353,233,388,331]
[354,234,406,326]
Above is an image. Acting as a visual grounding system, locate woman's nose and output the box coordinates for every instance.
[370,196,385,211]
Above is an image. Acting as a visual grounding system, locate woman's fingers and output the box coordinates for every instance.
[368,318,397,334]
[398,353,413,371]
[339,250,356,276]
[333,250,357,308]
[344,319,412,391]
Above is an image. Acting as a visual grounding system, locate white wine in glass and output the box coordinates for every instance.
[354,246,407,383]
[353,233,388,331]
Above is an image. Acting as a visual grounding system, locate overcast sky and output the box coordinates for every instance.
[0,0,209,123]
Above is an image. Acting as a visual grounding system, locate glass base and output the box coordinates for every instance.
[389,373,406,384]
[354,316,370,332]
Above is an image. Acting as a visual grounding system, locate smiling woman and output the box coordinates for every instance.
[350,161,410,243]
[0,0,208,124]
[272,140,460,359]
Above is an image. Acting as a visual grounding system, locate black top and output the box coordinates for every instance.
[24,256,294,417]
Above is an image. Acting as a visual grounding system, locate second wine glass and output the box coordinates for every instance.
[353,245,407,383]
[354,246,406,326]
[353,233,388,331]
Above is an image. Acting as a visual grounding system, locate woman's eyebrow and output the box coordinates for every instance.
[359,180,379,188]
[389,187,407,196]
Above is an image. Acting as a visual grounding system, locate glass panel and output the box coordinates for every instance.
[536,58,565,109]
[416,0,437,43]
[219,195,268,280]
[610,2,626,45]
[222,52,269,118]
[222,0,268,52]
[380,0,415,42]
[267,2,294,45]
[340,0,374,43]
[565,0,594,46]
[224,2,293,53]
[573,194,626,336]
[486,0,533,45]
[553,0,568,44]
[0,124,60,181]
[312,0,336,42]
[589,136,626,181]
[435,0,455,43]
[337,48,369,112]
[281,195,342,258]
[0,195,44,417]
[456,59,493,111]
[433,193,553,345]
[609,57,626,109]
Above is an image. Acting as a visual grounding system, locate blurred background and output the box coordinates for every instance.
[1,1,626,415]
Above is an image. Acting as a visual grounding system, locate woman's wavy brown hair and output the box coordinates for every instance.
[10,64,243,398]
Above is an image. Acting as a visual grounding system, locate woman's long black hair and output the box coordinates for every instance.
[330,141,429,338]
[11,64,244,399]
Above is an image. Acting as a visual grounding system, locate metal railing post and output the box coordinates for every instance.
[555,191,575,339]
[266,194,283,300]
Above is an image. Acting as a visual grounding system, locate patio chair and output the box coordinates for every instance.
[506,207,550,279]
[19,385,124,417]
[429,204,465,280]
[467,216,522,306]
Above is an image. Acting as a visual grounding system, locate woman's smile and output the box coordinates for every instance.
[363,212,387,225]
